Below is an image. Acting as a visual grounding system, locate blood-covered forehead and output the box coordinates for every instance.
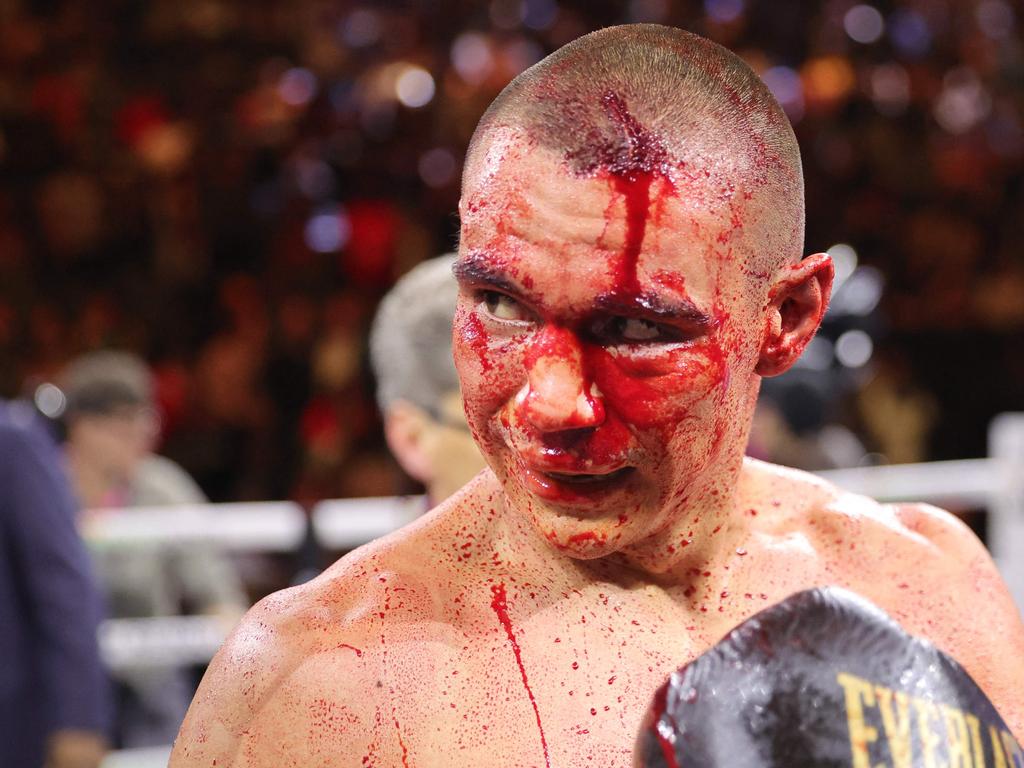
[462,84,804,280]
[460,124,781,313]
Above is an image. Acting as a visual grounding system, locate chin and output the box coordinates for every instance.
[515,490,645,560]
[544,533,624,559]
[537,518,626,558]
[489,454,662,554]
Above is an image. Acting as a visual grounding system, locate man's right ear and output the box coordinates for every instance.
[383,400,433,485]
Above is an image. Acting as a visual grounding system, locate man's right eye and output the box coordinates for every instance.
[481,291,532,322]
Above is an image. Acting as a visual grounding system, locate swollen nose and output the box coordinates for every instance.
[517,325,605,432]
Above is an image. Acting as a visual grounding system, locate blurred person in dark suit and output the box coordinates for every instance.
[59,350,247,747]
[369,255,487,504]
[0,399,110,768]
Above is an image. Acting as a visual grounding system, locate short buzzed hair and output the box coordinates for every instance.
[464,24,805,273]
[370,255,460,416]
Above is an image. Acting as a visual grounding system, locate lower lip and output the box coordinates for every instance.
[520,464,636,503]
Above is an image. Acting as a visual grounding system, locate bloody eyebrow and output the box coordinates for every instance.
[453,255,716,329]
[596,292,715,329]
[452,257,524,296]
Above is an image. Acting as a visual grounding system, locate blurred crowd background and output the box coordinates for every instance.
[2,0,1022,505]
[2,0,1023,759]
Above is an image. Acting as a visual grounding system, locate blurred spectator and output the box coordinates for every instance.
[370,254,486,503]
[63,351,204,508]
[855,350,939,465]
[60,350,247,747]
[0,399,110,768]
[749,380,868,471]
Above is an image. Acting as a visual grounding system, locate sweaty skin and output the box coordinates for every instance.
[171,109,1024,768]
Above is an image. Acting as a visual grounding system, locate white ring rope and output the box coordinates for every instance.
[88,414,1023,672]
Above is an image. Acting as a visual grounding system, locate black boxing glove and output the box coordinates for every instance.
[635,586,1022,768]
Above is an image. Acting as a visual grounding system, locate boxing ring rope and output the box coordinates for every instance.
[312,494,425,548]
[89,414,1022,766]
[90,496,423,672]
[817,458,994,508]
[80,500,309,551]
[84,496,428,675]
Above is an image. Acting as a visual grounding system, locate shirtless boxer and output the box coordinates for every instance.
[171,25,1024,767]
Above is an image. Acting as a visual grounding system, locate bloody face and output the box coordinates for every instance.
[453,109,774,561]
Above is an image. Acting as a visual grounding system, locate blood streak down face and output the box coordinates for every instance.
[453,96,773,560]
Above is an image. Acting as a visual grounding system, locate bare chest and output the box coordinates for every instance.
[353,587,758,768]
[366,550,958,767]
[260,536,960,767]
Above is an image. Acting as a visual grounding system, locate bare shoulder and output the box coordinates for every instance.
[742,458,1024,732]
[742,457,998,564]
[168,559,385,766]
[169,491,478,767]
[849,498,1024,734]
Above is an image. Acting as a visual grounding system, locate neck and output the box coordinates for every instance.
[612,387,762,582]
[614,457,747,583]
[486,457,752,592]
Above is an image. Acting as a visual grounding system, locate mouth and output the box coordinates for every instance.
[519,461,637,503]
[541,467,635,485]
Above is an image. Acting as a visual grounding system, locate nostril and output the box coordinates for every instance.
[585,388,606,424]
[543,427,599,451]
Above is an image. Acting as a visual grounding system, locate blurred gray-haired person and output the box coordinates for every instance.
[59,349,247,747]
[370,255,486,504]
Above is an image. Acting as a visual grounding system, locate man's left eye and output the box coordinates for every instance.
[595,316,673,343]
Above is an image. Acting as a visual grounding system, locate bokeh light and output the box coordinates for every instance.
[827,243,858,290]
[704,0,745,24]
[418,148,458,188]
[844,5,885,44]
[34,383,66,419]
[831,267,883,317]
[934,68,992,134]
[523,0,559,31]
[835,330,874,368]
[395,66,436,108]
[761,66,804,121]
[304,205,352,254]
[802,56,856,111]
[452,33,495,86]
[870,63,911,116]
[277,68,318,107]
[888,9,931,57]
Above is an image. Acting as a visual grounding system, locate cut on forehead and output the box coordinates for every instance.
[463,24,806,274]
